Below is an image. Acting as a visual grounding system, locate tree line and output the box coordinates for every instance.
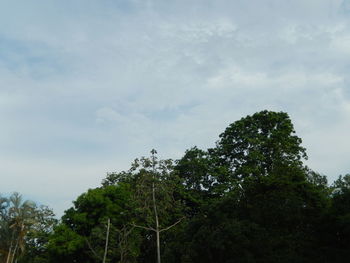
[1,110,350,262]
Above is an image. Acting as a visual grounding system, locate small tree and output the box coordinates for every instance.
[48,184,141,263]
[0,193,55,263]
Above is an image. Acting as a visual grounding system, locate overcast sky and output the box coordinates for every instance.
[1,0,350,216]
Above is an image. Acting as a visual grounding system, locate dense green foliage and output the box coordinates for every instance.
[1,110,350,262]
[0,193,56,263]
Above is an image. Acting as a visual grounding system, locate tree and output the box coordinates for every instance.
[0,193,37,263]
[22,110,345,263]
[17,205,57,263]
[169,111,329,263]
[128,150,185,263]
[49,151,185,263]
[213,110,307,181]
[321,174,350,262]
[0,193,55,263]
[48,184,141,263]
[173,163,330,263]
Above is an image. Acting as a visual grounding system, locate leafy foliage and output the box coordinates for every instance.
[0,193,56,263]
[6,110,350,263]
[213,110,307,180]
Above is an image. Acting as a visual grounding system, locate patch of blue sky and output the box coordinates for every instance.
[48,0,141,17]
[146,102,200,122]
[0,35,70,79]
[100,0,142,13]
[2,128,109,159]
[340,0,350,14]
[0,36,29,68]
[7,100,98,135]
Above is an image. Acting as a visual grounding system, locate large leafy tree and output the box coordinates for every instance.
[213,110,307,181]
[170,111,329,263]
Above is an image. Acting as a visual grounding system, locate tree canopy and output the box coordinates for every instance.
[2,110,349,263]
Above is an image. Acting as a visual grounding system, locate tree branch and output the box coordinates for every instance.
[159,217,185,233]
[130,223,156,232]
[85,237,102,260]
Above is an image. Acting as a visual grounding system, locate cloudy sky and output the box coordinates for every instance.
[1,0,350,216]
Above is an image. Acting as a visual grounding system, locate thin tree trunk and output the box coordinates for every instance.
[11,223,24,263]
[118,230,125,263]
[151,150,161,263]
[10,240,18,263]
[103,218,111,263]
[6,246,12,263]
[120,248,124,263]
[153,180,161,263]
[6,236,14,263]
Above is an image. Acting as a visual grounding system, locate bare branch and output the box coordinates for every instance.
[159,217,185,233]
[130,223,156,232]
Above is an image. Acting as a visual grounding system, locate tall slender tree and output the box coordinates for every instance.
[131,150,184,263]
[0,193,43,263]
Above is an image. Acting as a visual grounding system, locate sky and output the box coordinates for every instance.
[1,0,350,216]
